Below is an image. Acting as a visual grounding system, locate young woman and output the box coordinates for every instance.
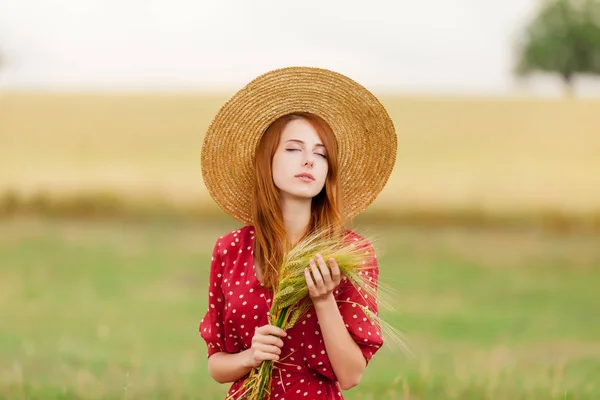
[199,67,397,399]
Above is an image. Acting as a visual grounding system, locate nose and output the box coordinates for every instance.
[302,151,315,168]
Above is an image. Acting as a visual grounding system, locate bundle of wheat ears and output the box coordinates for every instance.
[228,228,409,400]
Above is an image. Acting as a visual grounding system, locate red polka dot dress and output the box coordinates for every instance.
[199,226,383,399]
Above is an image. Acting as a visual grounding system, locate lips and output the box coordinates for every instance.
[295,173,315,181]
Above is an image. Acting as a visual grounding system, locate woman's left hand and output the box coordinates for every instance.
[305,254,341,304]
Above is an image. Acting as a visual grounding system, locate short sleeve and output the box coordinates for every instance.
[336,240,384,364]
[199,240,226,358]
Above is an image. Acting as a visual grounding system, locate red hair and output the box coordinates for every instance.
[251,113,345,290]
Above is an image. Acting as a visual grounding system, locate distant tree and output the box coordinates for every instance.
[514,0,600,95]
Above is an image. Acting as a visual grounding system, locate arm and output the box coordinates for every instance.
[305,254,366,390]
[207,350,253,384]
[313,293,366,389]
[207,325,287,384]
[200,240,286,385]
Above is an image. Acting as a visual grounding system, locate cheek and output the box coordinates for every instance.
[272,150,291,171]
[271,153,288,186]
[317,161,329,184]
[272,151,286,171]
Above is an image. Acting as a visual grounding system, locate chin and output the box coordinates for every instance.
[280,187,321,200]
[292,191,320,200]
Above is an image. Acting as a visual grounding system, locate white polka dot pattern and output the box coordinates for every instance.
[199,226,384,399]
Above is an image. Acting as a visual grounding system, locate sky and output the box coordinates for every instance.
[0,0,596,95]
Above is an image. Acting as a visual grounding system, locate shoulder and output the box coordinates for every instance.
[344,229,366,241]
[343,228,378,269]
[215,225,254,243]
[212,225,254,256]
[343,229,374,250]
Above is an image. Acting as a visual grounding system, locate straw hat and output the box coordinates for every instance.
[201,66,397,224]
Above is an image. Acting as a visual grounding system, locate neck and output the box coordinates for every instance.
[280,195,312,245]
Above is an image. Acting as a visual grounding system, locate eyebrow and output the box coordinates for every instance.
[285,139,325,148]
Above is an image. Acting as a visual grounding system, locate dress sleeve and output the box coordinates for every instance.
[336,240,384,364]
[199,240,226,358]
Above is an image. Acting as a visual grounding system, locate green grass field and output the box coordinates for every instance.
[1,217,599,399]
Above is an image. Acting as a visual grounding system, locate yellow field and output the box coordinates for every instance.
[1,92,599,218]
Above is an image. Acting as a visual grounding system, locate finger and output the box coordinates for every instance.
[257,334,285,348]
[304,267,316,294]
[315,254,331,282]
[309,258,323,287]
[257,344,282,355]
[256,350,280,362]
[257,325,287,337]
[329,257,341,284]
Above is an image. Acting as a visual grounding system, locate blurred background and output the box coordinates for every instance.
[1,0,599,399]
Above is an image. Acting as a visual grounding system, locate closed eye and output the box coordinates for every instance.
[286,148,326,158]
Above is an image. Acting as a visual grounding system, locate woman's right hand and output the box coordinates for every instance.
[245,324,287,368]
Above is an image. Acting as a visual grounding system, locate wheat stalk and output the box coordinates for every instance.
[228,228,408,400]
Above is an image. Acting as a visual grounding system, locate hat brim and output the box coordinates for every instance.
[201,66,397,224]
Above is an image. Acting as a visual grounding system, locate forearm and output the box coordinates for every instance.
[314,295,366,390]
[207,350,253,384]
